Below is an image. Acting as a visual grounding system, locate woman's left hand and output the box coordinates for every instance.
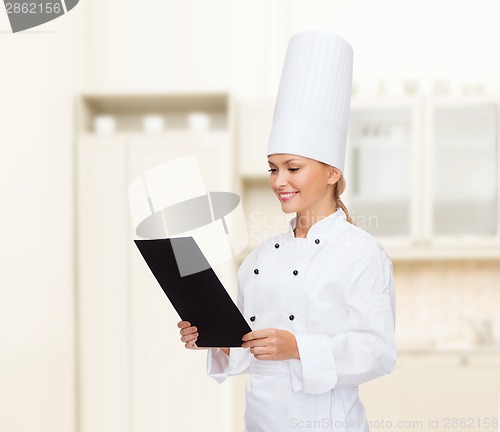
[241,328,300,361]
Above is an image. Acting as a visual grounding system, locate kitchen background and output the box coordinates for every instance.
[1,1,500,432]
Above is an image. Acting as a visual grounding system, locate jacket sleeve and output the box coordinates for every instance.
[206,278,251,383]
[289,248,397,394]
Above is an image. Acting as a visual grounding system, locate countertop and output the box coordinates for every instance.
[397,341,500,354]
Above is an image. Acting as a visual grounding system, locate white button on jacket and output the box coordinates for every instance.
[206,207,397,432]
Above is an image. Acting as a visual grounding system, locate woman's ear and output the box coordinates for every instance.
[327,166,341,185]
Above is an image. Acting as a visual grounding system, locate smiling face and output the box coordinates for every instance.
[267,153,341,216]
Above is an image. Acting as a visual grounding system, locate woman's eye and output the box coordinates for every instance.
[267,168,299,173]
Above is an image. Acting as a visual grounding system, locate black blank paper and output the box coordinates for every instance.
[134,237,252,347]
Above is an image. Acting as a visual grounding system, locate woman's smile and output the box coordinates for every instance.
[279,191,299,201]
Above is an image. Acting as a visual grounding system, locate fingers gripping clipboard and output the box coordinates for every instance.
[134,236,252,347]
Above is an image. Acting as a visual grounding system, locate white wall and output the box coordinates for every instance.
[289,0,500,94]
[82,0,500,96]
[0,6,86,432]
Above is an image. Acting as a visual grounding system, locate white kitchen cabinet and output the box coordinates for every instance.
[126,135,234,432]
[237,98,275,178]
[236,96,500,260]
[234,97,292,253]
[76,93,238,432]
[126,130,234,192]
[349,96,500,258]
[346,98,420,249]
[424,97,500,250]
[416,353,500,425]
[76,134,132,432]
[359,354,415,425]
[359,351,500,432]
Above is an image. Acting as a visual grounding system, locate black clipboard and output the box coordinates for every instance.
[134,237,252,347]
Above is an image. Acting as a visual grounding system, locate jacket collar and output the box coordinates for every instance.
[287,207,347,239]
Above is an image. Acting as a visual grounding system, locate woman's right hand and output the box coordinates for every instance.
[177,321,229,356]
[178,320,204,350]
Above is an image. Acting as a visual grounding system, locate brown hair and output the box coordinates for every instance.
[334,172,355,225]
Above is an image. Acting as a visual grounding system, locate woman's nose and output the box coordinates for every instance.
[273,170,289,189]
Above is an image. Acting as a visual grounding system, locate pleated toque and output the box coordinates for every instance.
[267,30,354,174]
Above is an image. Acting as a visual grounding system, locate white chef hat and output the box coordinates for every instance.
[267,30,354,174]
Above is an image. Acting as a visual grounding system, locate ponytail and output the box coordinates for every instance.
[334,173,355,225]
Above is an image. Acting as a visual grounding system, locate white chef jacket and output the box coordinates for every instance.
[206,207,397,432]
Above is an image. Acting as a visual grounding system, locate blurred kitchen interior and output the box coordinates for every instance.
[1,1,500,432]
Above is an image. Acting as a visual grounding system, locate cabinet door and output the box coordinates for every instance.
[77,135,132,432]
[127,135,233,432]
[359,355,414,427]
[128,131,233,191]
[415,353,500,428]
[346,101,420,245]
[426,99,499,244]
[237,98,275,177]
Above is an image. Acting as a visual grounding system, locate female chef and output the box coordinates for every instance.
[178,30,397,432]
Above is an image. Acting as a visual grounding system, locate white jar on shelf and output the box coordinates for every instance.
[94,115,116,134]
[187,111,211,131]
[142,114,165,133]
